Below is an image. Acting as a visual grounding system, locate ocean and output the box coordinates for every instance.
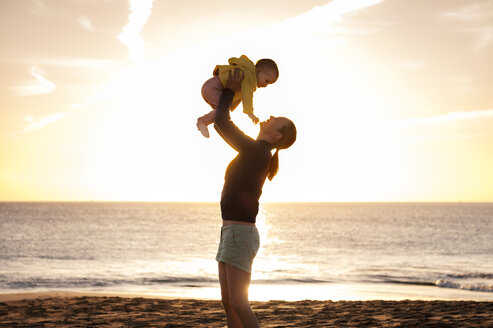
[1,202,492,301]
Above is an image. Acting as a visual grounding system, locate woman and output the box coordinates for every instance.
[214,69,297,328]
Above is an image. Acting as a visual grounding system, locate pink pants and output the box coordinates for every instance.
[201,76,224,109]
[201,76,241,110]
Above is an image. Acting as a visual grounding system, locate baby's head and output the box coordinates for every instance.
[255,59,279,88]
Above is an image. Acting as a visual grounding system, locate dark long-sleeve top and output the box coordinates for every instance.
[214,88,273,223]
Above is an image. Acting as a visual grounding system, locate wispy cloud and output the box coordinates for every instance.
[12,66,56,96]
[472,27,493,52]
[252,0,388,50]
[78,15,94,31]
[19,113,67,134]
[441,1,493,21]
[21,57,123,69]
[117,0,155,63]
[71,103,88,110]
[445,76,477,95]
[29,0,48,16]
[401,134,481,144]
[282,0,385,28]
[394,108,493,127]
[13,102,89,135]
[395,60,425,70]
[279,0,386,35]
[441,1,493,52]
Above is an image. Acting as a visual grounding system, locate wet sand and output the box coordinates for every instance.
[1,293,492,327]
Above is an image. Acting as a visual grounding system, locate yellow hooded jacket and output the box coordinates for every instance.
[214,55,257,115]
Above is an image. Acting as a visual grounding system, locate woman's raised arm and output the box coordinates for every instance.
[213,69,255,152]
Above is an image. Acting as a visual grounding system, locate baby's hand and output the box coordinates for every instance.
[248,113,259,124]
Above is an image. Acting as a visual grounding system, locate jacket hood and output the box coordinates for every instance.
[228,55,256,78]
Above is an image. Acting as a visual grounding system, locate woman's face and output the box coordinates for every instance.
[260,116,287,134]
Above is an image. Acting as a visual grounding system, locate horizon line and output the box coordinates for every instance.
[1,200,492,204]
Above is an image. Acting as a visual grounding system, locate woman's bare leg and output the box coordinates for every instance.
[218,261,243,328]
[225,263,259,328]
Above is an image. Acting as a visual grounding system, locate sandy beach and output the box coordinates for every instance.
[0,293,492,327]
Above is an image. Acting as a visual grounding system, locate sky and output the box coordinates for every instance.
[0,0,492,202]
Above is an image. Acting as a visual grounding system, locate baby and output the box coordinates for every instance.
[197,55,279,138]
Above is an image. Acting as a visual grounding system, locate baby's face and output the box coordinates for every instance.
[257,69,278,88]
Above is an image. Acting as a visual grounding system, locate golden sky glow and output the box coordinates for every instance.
[1,0,492,202]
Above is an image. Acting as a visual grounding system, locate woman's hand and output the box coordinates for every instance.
[226,68,244,93]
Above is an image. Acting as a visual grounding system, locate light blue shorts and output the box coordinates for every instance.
[216,225,260,273]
